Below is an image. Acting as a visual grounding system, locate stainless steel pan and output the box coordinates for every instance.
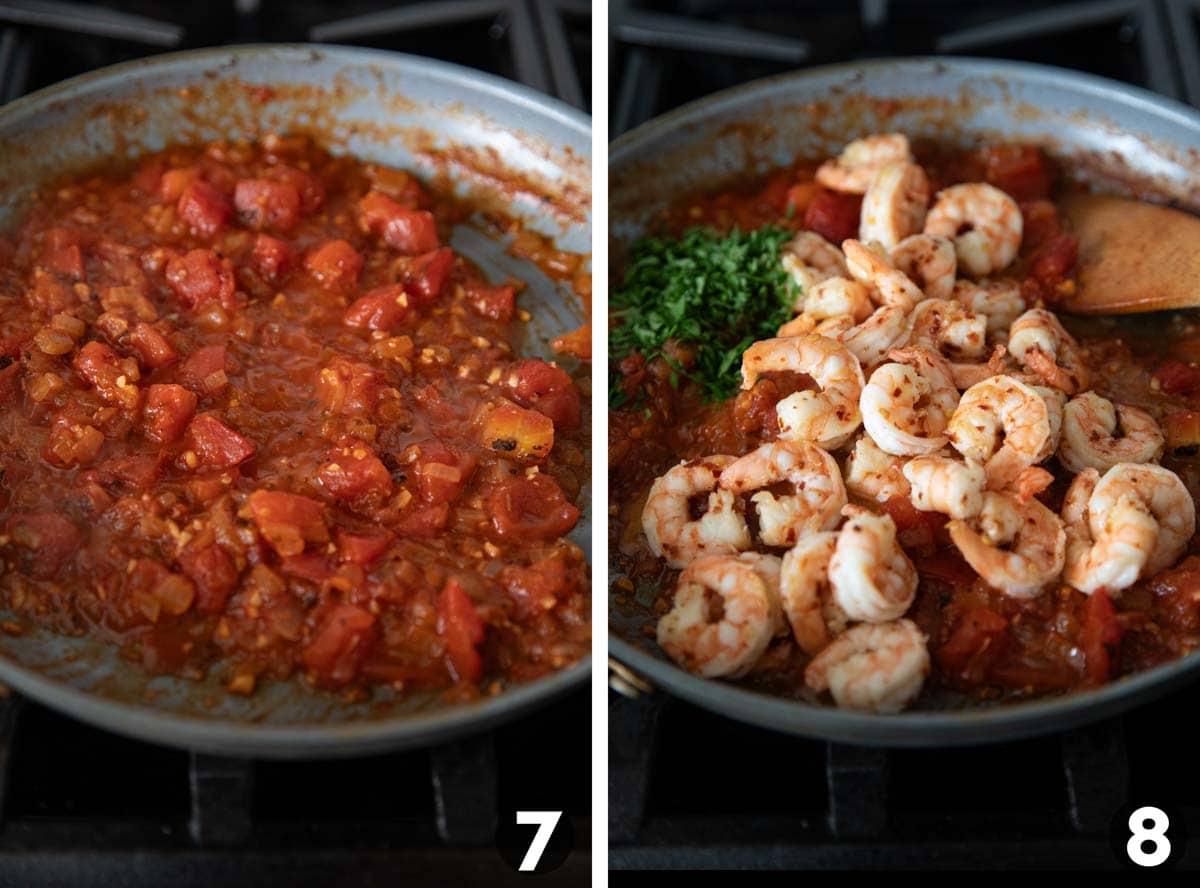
[0,44,590,758]
[610,57,1200,747]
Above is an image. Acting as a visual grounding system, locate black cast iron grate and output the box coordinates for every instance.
[0,692,591,886]
[0,0,590,108]
[609,0,1190,135]
[608,689,1200,869]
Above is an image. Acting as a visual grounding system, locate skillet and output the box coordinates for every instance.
[0,44,591,758]
[609,57,1200,747]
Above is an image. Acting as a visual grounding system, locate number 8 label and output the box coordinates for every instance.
[1127,806,1171,867]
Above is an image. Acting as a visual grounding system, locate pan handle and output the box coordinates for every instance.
[609,657,656,699]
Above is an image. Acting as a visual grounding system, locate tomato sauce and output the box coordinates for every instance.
[0,135,589,701]
[610,142,1200,704]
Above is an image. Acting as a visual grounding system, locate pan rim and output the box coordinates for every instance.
[608,55,1200,746]
[0,43,592,757]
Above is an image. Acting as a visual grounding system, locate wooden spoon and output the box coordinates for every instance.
[1060,192,1200,315]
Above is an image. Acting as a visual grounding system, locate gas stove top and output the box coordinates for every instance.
[608,0,1200,871]
[0,3,591,884]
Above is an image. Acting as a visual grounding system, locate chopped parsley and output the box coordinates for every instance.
[609,225,795,406]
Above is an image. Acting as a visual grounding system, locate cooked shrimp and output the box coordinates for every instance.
[948,375,1053,490]
[859,162,931,249]
[903,454,986,520]
[657,553,782,678]
[860,347,959,456]
[1061,468,1158,595]
[798,275,874,322]
[780,532,839,655]
[842,238,925,311]
[804,619,929,713]
[778,313,855,339]
[948,343,1010,391]
[1089,463,1196,575]
[947,491,1066,598]
[829,504,918,622]
[1034,385,1066,455]
[952,279,1025,334]
[839,304,911,370]
[908,298,988,361]
[781,231,849,295]
[742,335,865,451]
[815,133,913,195]
[719,440,847,547]
[1007,308,1090,394]
[843,434,912,503]
[1059,391,1164,473]
[891,233,957,300]
[642,456,751,568]
[1011,465,1055,501]
[924,183,1023,277]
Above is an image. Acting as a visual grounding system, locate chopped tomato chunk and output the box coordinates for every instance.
[357,191,439,254]
[304,239,363,293]
[5,513,82,580]
[981,144,1056,202]
[166,248,237,311]
[249,234,297,283]
[336,529,395,566]
[393,502,450,537]
[502,553,571,619]
[270,164,325,214]
[804,188,862,244]
[343,285,410,331]
[179,345,228,396]
[468,282,515,322]
[177,180,233,238]
[1081,588,1123,684]
[315,357,382,415]
[177,543,239,614]
[303,604,378,688]
[438,579,485,683]
[935,606,1009,685]
[487,474,579,541]
[317,448,393,506]
[241,489,329,556]
[503,359,581,430]
[128,322,179,369]
[99,453,162,489]
[234,178,302,232]
[143,383,198,444]
[414,441,476,505]
[400,247,455,306]
[1154,360,1200,396]
[183,414,257,469]
[73,340,140,408]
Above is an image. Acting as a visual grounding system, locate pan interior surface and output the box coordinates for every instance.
[609,57,1200,745]
[0,45,591,756]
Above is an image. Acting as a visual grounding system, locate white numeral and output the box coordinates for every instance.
[516,810,562,872]
[1127,806,1171,867]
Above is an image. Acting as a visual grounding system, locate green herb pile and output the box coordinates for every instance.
[609,225,795,407]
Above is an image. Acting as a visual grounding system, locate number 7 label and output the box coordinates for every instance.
[516,810,563,872]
